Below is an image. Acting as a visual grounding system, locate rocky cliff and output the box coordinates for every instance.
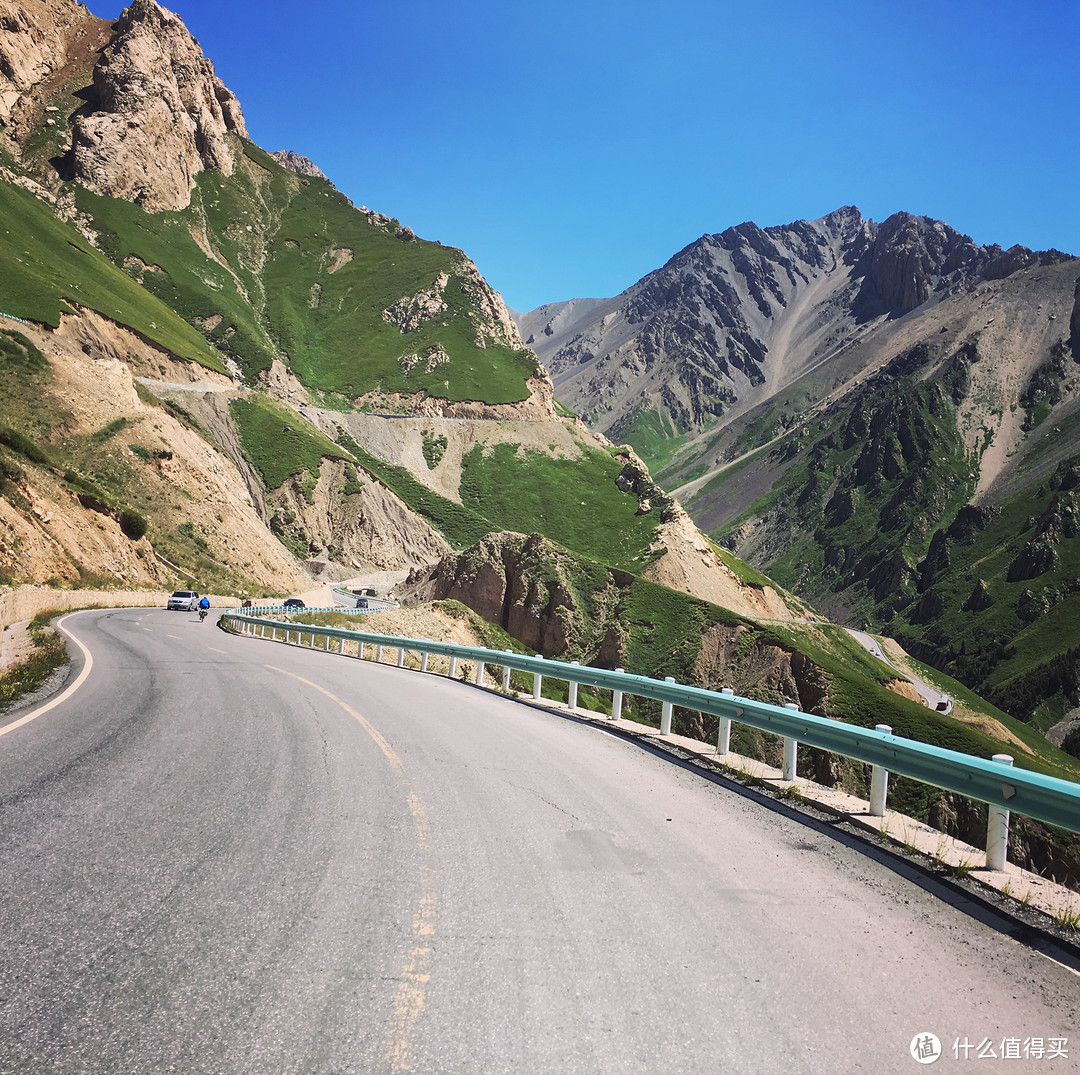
[73,0,246,210]
[269,150,326,180]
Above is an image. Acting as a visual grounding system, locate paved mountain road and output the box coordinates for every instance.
[0,608,1075,1073]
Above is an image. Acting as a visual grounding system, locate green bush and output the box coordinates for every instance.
[118,509,148,540]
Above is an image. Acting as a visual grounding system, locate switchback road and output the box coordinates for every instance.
[0,608,1075,1073]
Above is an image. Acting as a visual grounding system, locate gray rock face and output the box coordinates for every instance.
[268,150,326,180]
[69,0,248,211]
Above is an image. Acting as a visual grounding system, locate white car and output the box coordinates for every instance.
[167,590,200,611]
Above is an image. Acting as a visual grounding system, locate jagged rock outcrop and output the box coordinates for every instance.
[0,0,102,123]
[268,149,326,180]
[402,531,624,660]
[962,579,995,612]
[865,212,985,315]
[267,458,453,574]
[67,0,248,211]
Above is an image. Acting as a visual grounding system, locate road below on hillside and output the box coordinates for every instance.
[844,627,952,712]
[0,609,1075,1073]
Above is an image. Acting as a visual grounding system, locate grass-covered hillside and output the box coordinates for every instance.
[3,139,537,407]
[0,179,225,371]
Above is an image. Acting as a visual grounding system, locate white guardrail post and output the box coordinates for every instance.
[568,662,579,711]
[660,677,675,735]
[502,652,512,691]
[476,660,485,686]
[986,754,1014,871]
[718,688,734,755]
[449,655,457,678]
[783,703,799,781]
[533,672,543,701]
[611,669,624,722]
[869,725,892,816]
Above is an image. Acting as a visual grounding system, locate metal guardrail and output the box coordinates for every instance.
[243,601,398,615]
[219,611,1080,857]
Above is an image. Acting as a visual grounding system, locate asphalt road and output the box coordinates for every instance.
[0,608,1076,1074]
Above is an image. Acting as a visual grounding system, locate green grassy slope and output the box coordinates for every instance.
[694,339,1080,733]
[259,169,537,405]
[230,395,353,490]
[458,441,663,572]
[0,180,225,371]
[4,142,538,406]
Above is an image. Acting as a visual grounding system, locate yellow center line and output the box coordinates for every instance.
[262,664,436,1068]
[207,647,227,654]
[166,634,181,641]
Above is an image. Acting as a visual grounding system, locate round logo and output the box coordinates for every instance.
[910,1033,942,1064]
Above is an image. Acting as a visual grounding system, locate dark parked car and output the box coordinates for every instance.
[355,597,369,609]
[283,598,305,610]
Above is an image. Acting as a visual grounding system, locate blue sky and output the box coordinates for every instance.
[102,0,1079,311]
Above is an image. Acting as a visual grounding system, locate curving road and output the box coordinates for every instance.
[844,627,952,713]
[0,608,1075,1073]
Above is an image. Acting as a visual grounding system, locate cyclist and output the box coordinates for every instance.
[198,595,210,622]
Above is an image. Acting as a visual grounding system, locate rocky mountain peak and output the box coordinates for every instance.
[67,0,247,211]
[269,149,326,180]
[867,211,984,314]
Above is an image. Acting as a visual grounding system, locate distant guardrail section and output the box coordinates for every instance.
[219,610,1080,866]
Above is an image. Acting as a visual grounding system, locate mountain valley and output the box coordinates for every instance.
[2,0,1079,881]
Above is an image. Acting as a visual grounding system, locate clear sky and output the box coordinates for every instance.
[98,0,1079,312]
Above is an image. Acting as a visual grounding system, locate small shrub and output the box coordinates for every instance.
[118,509,148,540]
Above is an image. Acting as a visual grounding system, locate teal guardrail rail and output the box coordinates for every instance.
[219,611,1080,840]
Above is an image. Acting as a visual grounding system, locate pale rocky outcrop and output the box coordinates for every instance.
[0,310,305,594]
[0,0,103,124]
[643,508,803,621]
[268,149,326,180]
[383,273,450,333]
[70,0,248,211]
[268,459,453,576]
